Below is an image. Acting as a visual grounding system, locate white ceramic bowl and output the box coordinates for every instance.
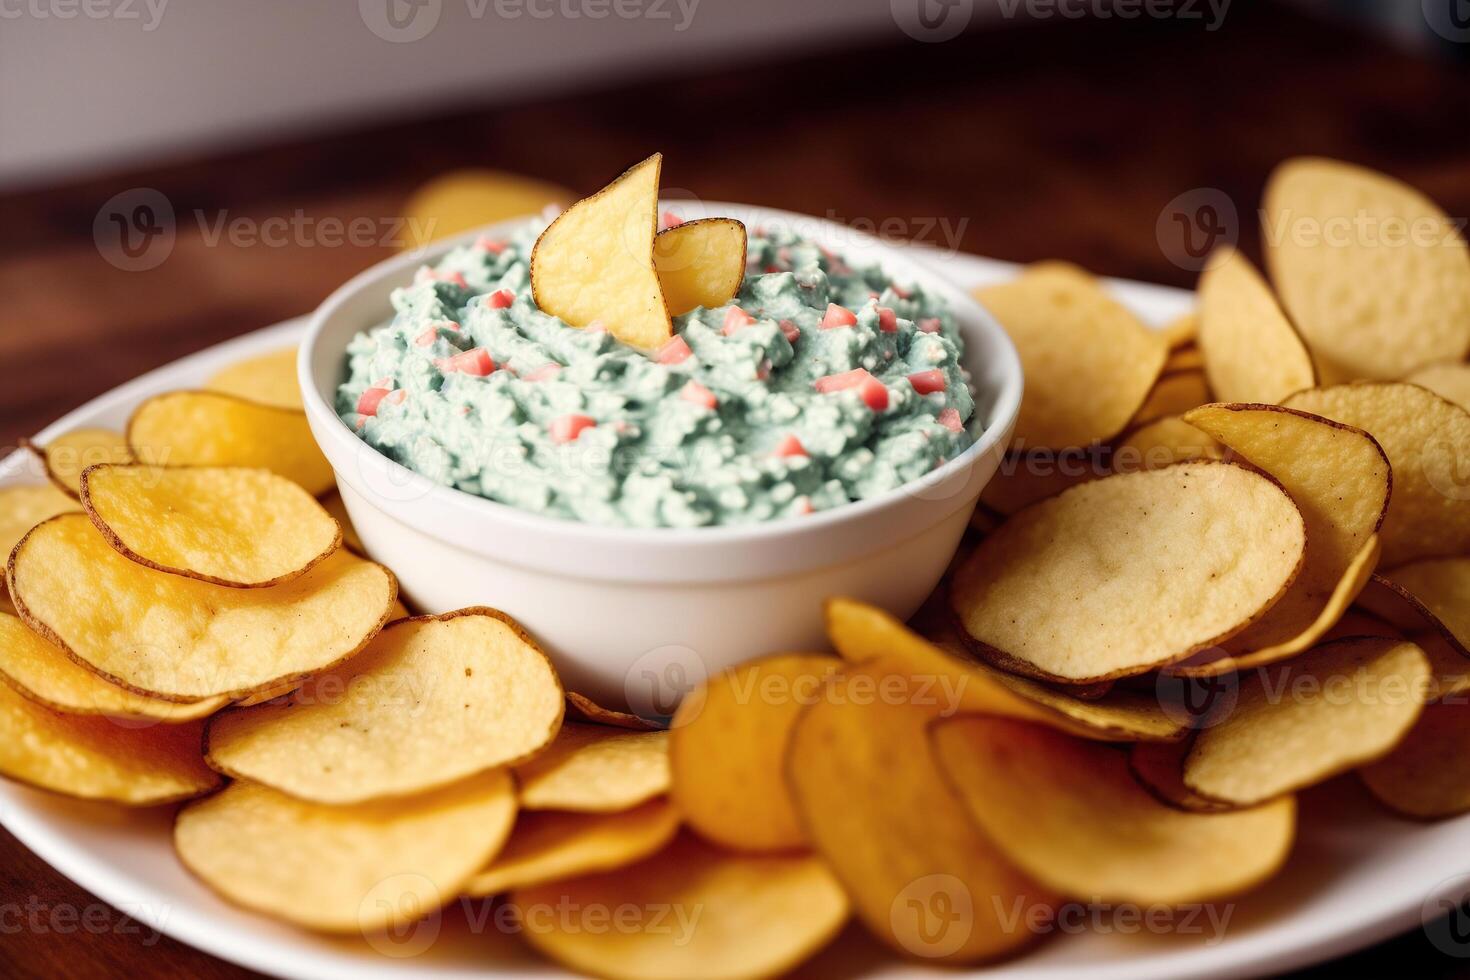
[300,202,1022,712]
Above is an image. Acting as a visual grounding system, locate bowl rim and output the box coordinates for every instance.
[300,200,1023,551]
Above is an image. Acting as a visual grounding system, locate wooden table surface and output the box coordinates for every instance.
[4,2,1470,977]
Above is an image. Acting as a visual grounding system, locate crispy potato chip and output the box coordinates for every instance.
[1160,311,1199,349]
[515,831,848,980]
[464,799,679,897]
[9,514,394,701]
[319,490,364,554]
[979,452,1101,515]
[826,598,1185,742]
[531,154,670,350]
[671,653,839,851]
[565,691,661,730]
[653,217,747,316]
[1284,382,1470,566]
[934,717,1295,903]
[403,169,576,245]
[1163,345,1204,373]
[1113,416,1223,472]
[205,347,302,410]
[1351,577,1470,700]
[952,462,1307,682]
[515,722,668,813]
[1382,559,1470,653]
[785,658,1058,963]
[81,465,341,588]
[1322,609,1402,643]
[1360,700,1470,819]
[0,678,217,804]
[0,483,77,572]
[1403,362,1470,412]
[23,428,133,498]
[175,772,516,932]
[0,612,225,722]
[1184,637,1430,806]
[1263,157,1470,380]
[1197,247,1316,403]
[127,391,334,496]
[1131,370,1210,426]
[977,263,1167,449]
[1127,738,1235,813]
[208,609,562,804]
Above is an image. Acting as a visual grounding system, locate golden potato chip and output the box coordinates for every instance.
[175,772,516,932]
[1284,382,1470,566]
[9,514,394,701]
[1382,559,1470,653]
[979,452,1100,515]
[464,799,680,897]
[515,831,848,980]
[977,264,1167,449]
[934,717,1296,904]
[127,391,334,496]
[1263,157,1470,380]
[208,609,562,804]
[1197,247,1316,403]
[319,490,364,554]
[23,428,133,498]
[1160,311,1199,349]
[0,678,217,804]
[785,658,1058,963]
[1360,700,1470,819]
[653,217,747,316]
[1112,416,1223,472]
[81,465,340,588]
[0,612,225,722]
[531,154,670,350]
[205,347,302,410]
[515,722,668,813]
[0,483,76,571]
[826,598,1185,742]
[1131,370,1211,426]
[1163,345,1204,373]
[1127,738,1235,813]
[565,691,661,730]
[1403,362,1470,412]
[403,169,575,245]
[1350,577,1470,701]
[1184,637,1430,806]
[671,653,839,851]
[952,462,1307,682]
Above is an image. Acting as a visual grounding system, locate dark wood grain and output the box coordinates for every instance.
[4,2,1470,976]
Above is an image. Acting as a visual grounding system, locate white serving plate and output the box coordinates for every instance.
[1,249,1462,980]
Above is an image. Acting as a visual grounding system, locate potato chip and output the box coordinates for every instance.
[653,217,747,316]
[1360,700,1470,819]
[515,722,668,813]
[671,653,839,851]
[1183,637,1430,806]
[1131,370,1210,426]
[515,831,848,980]
[0,678,217,804]
[1112,416,1223,472]
[127,391,335,496]
[1403,362,1470,412]
[403,169,575,245]
[976,264,1167,449]
[933,717,1295,904]
[1160,311,1199,349]
[1197,247,1316,403]
[785,658,1058,963]
[1382,559,1470,654]
[1262,157,1470,380]
[205,347,301,410]
[23,428,133,498]
[951,462,1307,682]
[826,598,1185,742]
[979,452,1101,515]
[319,490,364,554]
[207,609,562,804]
[175,772,516,932]
[1127,738,1234,813]
[1163,345,1204,373]
[9,514,394,701]
[80,464,341,588]
[565,691,661,730]
[0,612,225,722]
[464,800,680,897]
[531,154,670,350]
[0,483,76,572]
[1321,609,1402,643]
[1284,382,1470,566]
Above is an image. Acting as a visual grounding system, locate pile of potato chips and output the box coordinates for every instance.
[4,156,1470,978]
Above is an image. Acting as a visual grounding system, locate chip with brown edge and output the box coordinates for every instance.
[1197,247,1317,403]
[653,217,747,316]
[531,154,671,350]
[785,657,1059,964]
[1284,382,1470,566]
[207,608,563,804]
[127,391,335,496]
[80,464,340,588]
[514,831,849,980]
[0,484,77,574]
[1360,699,1470,819]
[205,347,302,410]
[1127,737,1235,813]
[977,263,1167,449]
[1381,559,1470,656]
[515,722,668,813]
[175,772,516,933]
[933,717,1296,904]
[9,514,394,701]
[0,678,218,804]
[23,428,133,498]
[463,799,680,897]
[951,462,1307,683]
[671,653,840,852]
[826,598,1186,742]
[1183,637,1430,806]
[565,691,661,730]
